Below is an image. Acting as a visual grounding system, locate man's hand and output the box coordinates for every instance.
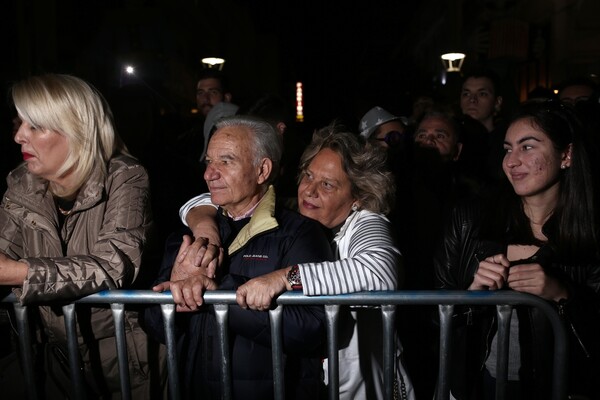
[153,275,218,312]
[0,252,28,285]
[469,254,510,291]
[236,268,290,311]
[173,235,222,280]
[178,205,224,272]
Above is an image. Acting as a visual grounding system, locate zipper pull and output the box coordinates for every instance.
[557,301,565,317]
[557,300,591,358]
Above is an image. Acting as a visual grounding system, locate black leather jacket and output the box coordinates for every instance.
[434,199,600,399]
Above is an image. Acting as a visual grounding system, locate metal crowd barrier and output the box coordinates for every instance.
[1,290,567,400]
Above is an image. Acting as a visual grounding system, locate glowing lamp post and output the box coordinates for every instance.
[201,57,225,70]
[441,53,465,72]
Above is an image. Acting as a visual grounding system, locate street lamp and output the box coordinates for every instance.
[201,57,226,70]
[441,53,465,72]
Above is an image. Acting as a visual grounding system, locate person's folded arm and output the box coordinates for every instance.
[178,192,222,269]
[299,212,400,295]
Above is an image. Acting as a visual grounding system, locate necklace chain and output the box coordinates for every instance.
[55,194,76,217]
[57,205,72,216]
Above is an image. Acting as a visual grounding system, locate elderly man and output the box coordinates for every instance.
[144,116,333,400]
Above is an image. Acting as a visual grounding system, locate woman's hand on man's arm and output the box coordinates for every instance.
[176,205,223,272]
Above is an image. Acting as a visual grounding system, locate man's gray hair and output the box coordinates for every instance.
[215,115,282,185]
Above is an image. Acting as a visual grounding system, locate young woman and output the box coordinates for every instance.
[435,99,600,399]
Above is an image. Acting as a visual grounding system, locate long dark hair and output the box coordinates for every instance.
[484,99,599,262]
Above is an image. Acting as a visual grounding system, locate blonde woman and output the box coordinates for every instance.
[0,74,164,398]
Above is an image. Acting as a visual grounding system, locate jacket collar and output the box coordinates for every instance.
[227,185,279,254]
[6,160,107,216]
[74,163,105,212]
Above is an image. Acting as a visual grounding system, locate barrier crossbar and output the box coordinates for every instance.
[0,290,568,400]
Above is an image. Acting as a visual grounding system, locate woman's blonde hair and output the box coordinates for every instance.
[12,74,127,197]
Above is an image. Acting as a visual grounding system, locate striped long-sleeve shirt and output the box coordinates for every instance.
[299,209,401,295]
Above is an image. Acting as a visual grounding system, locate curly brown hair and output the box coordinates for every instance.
[297,122,396,215]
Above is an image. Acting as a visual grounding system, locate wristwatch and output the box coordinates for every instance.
[287,265,302,290]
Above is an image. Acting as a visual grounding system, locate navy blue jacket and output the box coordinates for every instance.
[144,189,333,399]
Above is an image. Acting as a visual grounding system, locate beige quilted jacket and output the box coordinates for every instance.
[0,154,161,397]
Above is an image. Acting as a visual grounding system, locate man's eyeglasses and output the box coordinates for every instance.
[374,130,404,147]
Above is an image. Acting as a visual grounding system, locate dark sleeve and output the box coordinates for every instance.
[221,275,328,357]
[227,218,333,355]
[434,204,470,290]
[279,216,335,267]
[554,262,600,360]
[152,227,192,286]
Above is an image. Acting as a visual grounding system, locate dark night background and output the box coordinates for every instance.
[0,1,428,128]
[0,3,597,398]
[0,0,599,167]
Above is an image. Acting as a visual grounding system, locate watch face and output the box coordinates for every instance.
[287,266,302,288]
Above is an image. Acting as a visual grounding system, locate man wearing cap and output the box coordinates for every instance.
[359,106,409,148]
